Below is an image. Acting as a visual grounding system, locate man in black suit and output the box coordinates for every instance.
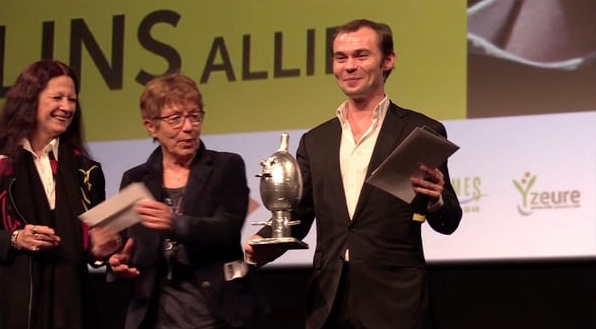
[245,19,462,329]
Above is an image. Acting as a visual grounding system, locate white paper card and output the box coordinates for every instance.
[366,126,460,203]
[78,182,154,232]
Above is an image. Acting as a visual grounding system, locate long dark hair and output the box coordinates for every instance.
[0,59,88,162]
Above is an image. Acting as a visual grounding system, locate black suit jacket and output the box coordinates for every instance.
[119,143,268,329]
[260,102,462,329]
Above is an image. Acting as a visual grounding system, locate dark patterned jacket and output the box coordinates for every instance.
[0,142,105,329]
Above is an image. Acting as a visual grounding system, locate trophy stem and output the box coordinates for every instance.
[271,210,291,239]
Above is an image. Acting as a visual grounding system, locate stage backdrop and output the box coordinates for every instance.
[1,0,595,267]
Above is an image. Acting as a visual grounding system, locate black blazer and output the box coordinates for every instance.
[120,143,268,329]
[260,102,462,329]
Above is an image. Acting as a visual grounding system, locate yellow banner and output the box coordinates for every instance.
[0,0,466,142]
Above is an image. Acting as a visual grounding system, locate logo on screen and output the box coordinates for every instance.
[513,172,581,216]
[452,176,483,213]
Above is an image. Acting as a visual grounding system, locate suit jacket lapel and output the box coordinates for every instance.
[141,146,166,200]
[134,147,166,264]
[352,103,411,220]
[183,144,212,213]
[325,120,351,222]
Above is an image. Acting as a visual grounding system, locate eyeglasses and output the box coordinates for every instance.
[153,110,205,128]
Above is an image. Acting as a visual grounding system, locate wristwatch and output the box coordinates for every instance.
[10,230,21,250]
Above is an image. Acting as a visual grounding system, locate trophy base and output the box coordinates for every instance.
[249,237,309,250]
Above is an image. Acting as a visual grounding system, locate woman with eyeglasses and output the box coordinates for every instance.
[107,72,268,329]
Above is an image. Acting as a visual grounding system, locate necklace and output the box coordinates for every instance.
[164,168,189,187]
[164,186,185,215]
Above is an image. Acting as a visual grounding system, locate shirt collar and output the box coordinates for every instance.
[336,96,390,125]
[21,138,60,160]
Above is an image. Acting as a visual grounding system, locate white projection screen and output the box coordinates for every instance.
[1,0,595,267]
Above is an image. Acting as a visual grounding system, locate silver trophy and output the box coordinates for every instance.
[249,132,309,249]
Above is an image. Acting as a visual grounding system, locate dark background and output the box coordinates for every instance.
[91,260,596,329]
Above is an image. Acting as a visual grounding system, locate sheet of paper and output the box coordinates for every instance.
[78,182,154,232]
[366,126,460,203]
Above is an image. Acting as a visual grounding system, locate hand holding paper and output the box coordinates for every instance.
[366,126,459,203]
[79,182,154,233]
[89,226,122,260]
[134,198,174,232]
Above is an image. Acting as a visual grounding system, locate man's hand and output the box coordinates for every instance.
[411,164,444,203]
[243,234,286,266]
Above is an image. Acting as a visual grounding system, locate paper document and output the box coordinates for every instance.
[366,126,459,203]
[78,182,154,232]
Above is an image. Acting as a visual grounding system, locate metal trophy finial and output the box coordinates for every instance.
[249,133,309,249]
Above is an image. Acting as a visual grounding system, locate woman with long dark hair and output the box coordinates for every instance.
[0,59,112,329]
